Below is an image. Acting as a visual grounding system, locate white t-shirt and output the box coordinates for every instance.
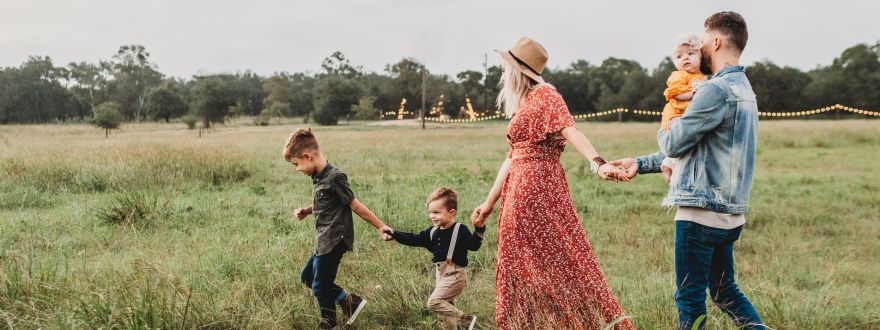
[675,206,745,229]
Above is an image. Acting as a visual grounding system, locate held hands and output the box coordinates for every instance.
[470,202,494,228]
[608,158,639,181]
[378,225,394,241]
[597,163,630,182]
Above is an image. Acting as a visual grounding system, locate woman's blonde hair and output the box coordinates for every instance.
[496,62,551,118]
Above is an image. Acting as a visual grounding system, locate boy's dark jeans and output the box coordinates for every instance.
[675,221,764,330]
[301,242,349,327]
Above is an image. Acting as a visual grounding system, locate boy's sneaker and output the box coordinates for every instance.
[460,315,476,330]
[318,319,339,330]
[340,293,367,325]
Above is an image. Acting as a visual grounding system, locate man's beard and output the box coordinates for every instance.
[700,56,712,75]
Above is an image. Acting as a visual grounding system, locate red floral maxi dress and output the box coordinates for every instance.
[495,85,633,330]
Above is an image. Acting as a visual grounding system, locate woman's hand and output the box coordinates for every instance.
[598,163,630,182]
[471,202,494,228]
[609,158,638,180]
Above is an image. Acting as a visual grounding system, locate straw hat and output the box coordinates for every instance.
[495,37,548,84]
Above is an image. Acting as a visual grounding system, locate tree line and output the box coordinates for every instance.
[1,43,878,126]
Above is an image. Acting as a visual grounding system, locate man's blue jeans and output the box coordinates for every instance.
[675,221,764,330]
[301,243,350,327]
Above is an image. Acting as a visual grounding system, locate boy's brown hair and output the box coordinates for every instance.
[283,127,320,161]
[426,187,457,211]
[705,11,748,53]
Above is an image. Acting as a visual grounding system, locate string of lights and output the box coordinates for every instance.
[424,114,505,123]
[756,104,880,117]
[383,104,877,123]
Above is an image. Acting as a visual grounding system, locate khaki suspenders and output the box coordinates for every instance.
[430,223,461,264]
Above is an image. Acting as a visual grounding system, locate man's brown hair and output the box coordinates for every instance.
[705,11,748,53]
[426,187,457,211]
[283,127,319,161]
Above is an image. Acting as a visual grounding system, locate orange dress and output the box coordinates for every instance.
[661,70,706,131]
[496,85,633,329]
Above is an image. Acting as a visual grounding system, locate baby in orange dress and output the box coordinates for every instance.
[661,34,707,181]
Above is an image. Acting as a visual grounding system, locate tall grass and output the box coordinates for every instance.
[1,120,878,329]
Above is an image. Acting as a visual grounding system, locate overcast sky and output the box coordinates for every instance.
[2,0,877,78]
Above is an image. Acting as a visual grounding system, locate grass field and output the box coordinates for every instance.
[1,119,879,329]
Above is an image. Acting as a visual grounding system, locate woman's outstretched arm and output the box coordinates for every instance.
[472,158,510,227]
[561,126,628,181]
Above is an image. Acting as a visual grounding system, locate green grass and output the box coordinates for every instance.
[1,119,879,329]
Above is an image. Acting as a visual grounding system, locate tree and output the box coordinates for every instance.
[544,60,601,115]
[145,81,189,122]
[807,43,880,111]
[4,41,880,126]
[0,56,72,123]
[67,62,108,118]
[636,57,676,114]
[290,73,316,118]
[225,71,265,116]
[191,75,235,128]
[313,74,361,125]
[311,52,363,125]
[351,96,379,121]
[386,58,426,104]
[92,101,123,137]
[456,70,484,106]
[321,51,362,78]
[427,74,464,118]
[262,74,293,117]
[747,60,812,114]
[484,65,502,112]
[361,73,400,117]
[109,45,163,121]
[594,58,647,114]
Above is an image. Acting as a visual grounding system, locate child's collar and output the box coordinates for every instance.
[438,221,457,230]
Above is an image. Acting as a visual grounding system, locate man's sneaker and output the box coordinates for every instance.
[460,315,476,330]
[340,293,367,325]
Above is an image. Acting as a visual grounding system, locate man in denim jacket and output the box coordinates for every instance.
[612,12,765,330]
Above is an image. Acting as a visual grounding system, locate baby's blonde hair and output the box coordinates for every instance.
[672,33,702,53]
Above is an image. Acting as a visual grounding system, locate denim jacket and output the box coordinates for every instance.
[637,66,758,214]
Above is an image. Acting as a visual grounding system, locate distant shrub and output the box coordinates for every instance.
[352,96,379,121]
[254,109,272,126]
[92,101,124,138]
[182,115,199,129]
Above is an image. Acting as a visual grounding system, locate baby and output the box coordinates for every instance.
[660,34,707,180]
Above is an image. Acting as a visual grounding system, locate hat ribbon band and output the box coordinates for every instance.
[508,50,542,77]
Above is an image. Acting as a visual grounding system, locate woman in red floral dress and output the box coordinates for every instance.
[472,37,634,329]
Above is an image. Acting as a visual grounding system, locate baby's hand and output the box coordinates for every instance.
[661,165,673,183]
[692,79,707,92]
[668,116,680,128]
[471,216,485,229]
